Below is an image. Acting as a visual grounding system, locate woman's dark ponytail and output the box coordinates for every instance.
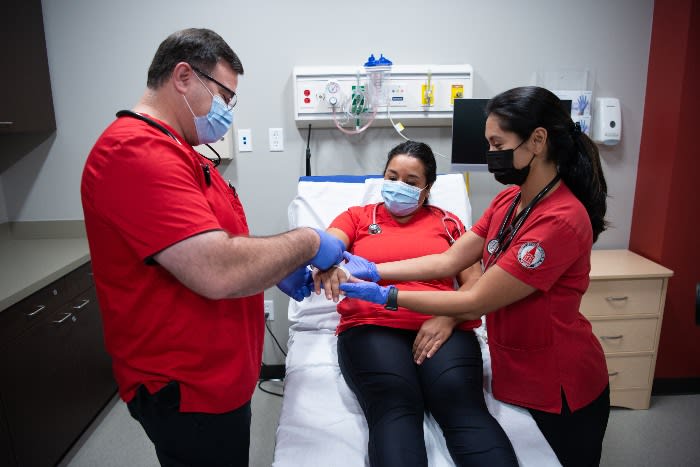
[486,86,608,242]
[560,124,609,242]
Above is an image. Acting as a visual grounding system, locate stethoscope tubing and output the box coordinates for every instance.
[369,202,461,244]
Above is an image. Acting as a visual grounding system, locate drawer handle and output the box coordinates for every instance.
[72,299,90,310]
[53,312,76,325]
[605,296,629,302]
[608,371,619,377]
[0,121,14,128]
[600,334,624,340]
[27,305,46,317]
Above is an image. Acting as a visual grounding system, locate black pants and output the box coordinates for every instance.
[528,385,610,467]
[127,381,251,467]
[338,325,518,467]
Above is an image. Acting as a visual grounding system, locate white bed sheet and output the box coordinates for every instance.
[273,175,559,466]
[274,322,560,467]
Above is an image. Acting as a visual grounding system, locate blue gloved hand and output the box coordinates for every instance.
[342,251,380,282]
[339,282,391,305]
[277,266,313,302]
[310,228,346,270]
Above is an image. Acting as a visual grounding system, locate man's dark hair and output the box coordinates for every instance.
[146,28,244,89]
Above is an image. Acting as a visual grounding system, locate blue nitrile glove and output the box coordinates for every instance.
[342,251,380,282]
[277,266,313,302]
[310,228,345,270]
[339,282,390,305]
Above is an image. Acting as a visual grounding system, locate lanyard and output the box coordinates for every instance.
[115,110,221,186]
[483,174,561,271]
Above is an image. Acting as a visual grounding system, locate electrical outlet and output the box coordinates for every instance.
[264,300,274,321]
[237,128,252,152]
[269,128,284,151]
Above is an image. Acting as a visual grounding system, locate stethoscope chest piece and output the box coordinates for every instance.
[368,223,382,235]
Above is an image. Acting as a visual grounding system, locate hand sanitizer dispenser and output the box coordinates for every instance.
[593,98,621,145]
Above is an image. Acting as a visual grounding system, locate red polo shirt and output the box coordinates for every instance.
[332,203,482,334]
[472,183,608,413]
[81,115,263,414]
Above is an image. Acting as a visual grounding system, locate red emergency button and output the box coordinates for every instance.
[303,89,311,96]
[304,97,311,104]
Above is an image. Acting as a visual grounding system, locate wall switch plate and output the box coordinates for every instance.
[264,300,274,321]
[269,128,284,151]
[237,128,252,152]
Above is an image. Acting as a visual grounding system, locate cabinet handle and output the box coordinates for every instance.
[600,334,624,340]
[605,296,628,302]
[72,298,90,310]
[608,371,619,377]
[27,305,46,317]
[0,121,14,128]
[53,312,76,324]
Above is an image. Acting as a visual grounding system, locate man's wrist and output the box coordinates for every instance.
[384,285,399,311]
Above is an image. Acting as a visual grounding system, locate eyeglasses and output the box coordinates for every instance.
[190,64,237,110]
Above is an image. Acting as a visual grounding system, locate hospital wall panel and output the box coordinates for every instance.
[0,0,656,365]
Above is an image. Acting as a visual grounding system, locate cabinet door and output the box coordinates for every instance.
[70,288,117,421]
[0,399,16,467]
[0,302,82,467]
[0,0,56,133]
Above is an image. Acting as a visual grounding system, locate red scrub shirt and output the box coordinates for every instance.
[81,115,263,414]
[332,203,482,335]
[472,183,608,413]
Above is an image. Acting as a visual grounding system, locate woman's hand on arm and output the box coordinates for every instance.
[412,316,459,364]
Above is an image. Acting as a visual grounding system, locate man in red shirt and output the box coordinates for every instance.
[81,28,343,467]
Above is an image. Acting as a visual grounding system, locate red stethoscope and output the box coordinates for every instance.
[368,203,463,245]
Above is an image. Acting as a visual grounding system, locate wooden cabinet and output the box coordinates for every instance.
[0,0,56,134]
[583,250,673,409]
[0,262,116,466]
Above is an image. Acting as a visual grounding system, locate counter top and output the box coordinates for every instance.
[0,224,90,311]
[590,249,673,280]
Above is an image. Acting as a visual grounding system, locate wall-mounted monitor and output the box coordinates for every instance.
[450,98,572,172]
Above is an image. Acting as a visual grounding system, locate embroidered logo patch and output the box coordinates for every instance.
[487,239,500,254]
[517,242,545,269]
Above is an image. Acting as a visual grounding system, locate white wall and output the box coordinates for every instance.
[2,0,654,363]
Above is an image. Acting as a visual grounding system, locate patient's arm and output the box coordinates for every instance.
[456,261,482,291]
[312,266,348,303]
[312,227,351,302]
[412,262,482,364]
[413,317,458,364]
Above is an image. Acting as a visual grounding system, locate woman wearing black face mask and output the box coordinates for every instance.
[324,86,611,467]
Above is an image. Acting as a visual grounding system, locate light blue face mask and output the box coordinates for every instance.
[183,76,234,145]
[381,180,426,216]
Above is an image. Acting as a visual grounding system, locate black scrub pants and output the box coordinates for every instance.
[127,381,251,467]
[338,325,518,467]
[528,385,610,467]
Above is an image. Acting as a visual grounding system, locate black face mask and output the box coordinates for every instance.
[486,138,535,186]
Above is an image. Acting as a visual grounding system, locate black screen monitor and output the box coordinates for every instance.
[450,98,572,172]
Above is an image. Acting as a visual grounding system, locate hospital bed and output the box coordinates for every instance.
[273,174,560,467]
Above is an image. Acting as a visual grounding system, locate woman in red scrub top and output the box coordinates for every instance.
[331,86,610,467]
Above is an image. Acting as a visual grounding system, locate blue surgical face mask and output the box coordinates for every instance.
[381,180,426,216]
[183,76,234,145]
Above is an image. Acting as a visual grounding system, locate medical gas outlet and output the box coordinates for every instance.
[293,64,473,127]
